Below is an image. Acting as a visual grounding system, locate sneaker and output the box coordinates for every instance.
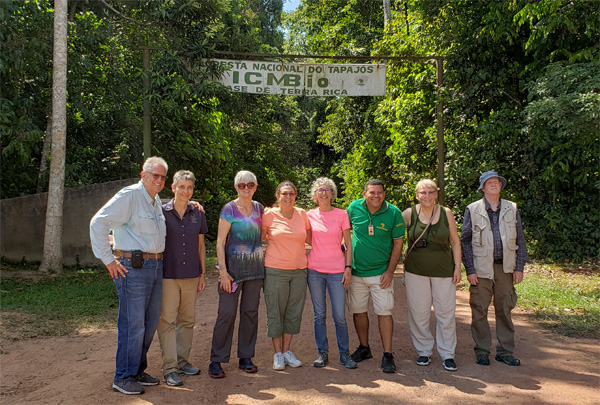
[313,352,329,368]
[495,354,521,366]
[350,345,373,363]
[134,372,159,386]
[283,350,302,368]
[273,352,285,371]
[163,371,183,386]
[112,378,144,395]
[476,353,490,366]
[209,361,225,378]
[178,362,200,375]
[443,358,458,371]
[381,352,397,373]
[416,356,431,366]
[239,358,258,373]
[339,352,358,369]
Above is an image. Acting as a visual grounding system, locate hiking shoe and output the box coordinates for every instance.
[443,358,458,371]
[273,352,285,371]
[134,372,159,386]
[163,371,183,386]
[495,354,521,366]
[313,352,329,368]
[351,345,373,363]
[476,353,490,366]
[239,358,258,373]
[339,352,358,369]
[112,378,144,395]
[381,352,397,373]
[283,350,302,368]
[416,356,431,366]
[209,361,225,378]
[178,362,200,375]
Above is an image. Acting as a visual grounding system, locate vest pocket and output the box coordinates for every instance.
[472,224,485,247]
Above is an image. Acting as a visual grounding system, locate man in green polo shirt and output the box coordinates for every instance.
[347,179,405,373]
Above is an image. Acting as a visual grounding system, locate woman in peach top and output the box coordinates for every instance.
[262,181,311,371]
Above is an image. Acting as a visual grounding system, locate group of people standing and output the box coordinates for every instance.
[90,157,527,396]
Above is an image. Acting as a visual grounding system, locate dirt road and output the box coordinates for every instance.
[1,271,599,404]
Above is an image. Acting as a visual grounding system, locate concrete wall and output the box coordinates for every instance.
[1,178,137,266]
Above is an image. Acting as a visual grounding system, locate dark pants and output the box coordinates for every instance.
[210,278,263,362]
[469,263,518,357]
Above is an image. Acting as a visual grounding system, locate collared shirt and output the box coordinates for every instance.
[162,199,208,279]
[461,199,527,275]
[347,198,405,277]
[90,181,166,266]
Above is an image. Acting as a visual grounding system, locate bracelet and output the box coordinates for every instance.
[345,265,352,269]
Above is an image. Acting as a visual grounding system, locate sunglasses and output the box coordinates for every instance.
[147,172,167,181]
[237,182,256,189]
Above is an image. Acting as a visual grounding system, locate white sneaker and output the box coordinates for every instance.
[273,352,285,370]
[283,351,302,368]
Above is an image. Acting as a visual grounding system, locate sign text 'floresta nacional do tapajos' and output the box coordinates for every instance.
[207,59,386,97]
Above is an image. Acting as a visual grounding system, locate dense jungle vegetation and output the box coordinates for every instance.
[1,0,598,260]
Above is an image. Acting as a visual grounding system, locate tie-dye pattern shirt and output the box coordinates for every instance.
[221,200,265,282]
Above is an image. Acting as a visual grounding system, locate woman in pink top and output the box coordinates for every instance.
[262,181,311,371]
[306,177,356,369]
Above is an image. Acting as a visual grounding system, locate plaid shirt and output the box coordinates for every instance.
[461,199,528,275]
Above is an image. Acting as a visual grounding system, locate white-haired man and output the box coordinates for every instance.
[90,156,168,395]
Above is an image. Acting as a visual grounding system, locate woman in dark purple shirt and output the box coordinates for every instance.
[157,170,208,387]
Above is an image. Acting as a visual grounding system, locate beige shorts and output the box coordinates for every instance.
[346,275,394,316]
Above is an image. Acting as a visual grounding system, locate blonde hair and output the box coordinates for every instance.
[415,179,439,194]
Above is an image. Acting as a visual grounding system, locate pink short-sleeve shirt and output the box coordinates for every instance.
[307,208,350,273]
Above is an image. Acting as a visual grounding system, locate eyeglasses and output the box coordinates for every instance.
[147,172,167,182]
[237,182,256,189]
[317,188,332,193]
[279,192,296,197]
[418,191,437,196]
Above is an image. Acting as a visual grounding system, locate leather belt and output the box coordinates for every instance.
[114,250,163,260]
[494,259,503,264]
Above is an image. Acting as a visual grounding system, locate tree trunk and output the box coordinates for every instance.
[383,0,392,36]
[39,0,68,273]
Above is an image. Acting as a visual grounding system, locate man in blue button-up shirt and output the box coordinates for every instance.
[90,156,168,395]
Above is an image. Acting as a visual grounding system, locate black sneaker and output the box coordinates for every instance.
[112,378,144,395]
[134,372,159,386]
[381,352,396,373]
[209,361,225,378]
[238,358,258,373]
[313,352,329,368]
[476,353,490,366]
[351,345,373,363]
[495,354,521,366]
[416,356,431,366]
[443,358,457,371]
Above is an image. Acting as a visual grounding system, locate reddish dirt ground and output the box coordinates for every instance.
[1,269,599,404]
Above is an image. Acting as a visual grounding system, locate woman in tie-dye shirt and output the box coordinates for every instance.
[209,171,264,378]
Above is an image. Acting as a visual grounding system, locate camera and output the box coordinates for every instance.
[414,239,428,248]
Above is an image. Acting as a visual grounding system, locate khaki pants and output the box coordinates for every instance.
[157,277,198,375]
[469,263,518,356]
[405,272,457,360]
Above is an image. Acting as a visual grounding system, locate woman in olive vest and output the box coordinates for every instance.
[401,179,462,371]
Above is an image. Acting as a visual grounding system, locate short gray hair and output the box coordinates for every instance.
[310,177,338,201]
[143,156,168,173]
[234,170,257,185]
[173,170,196,187]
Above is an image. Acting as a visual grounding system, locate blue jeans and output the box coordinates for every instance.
[113,257,163,382]
[307,269,349,355]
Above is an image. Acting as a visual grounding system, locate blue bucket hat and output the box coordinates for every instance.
[478,170,507,194]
